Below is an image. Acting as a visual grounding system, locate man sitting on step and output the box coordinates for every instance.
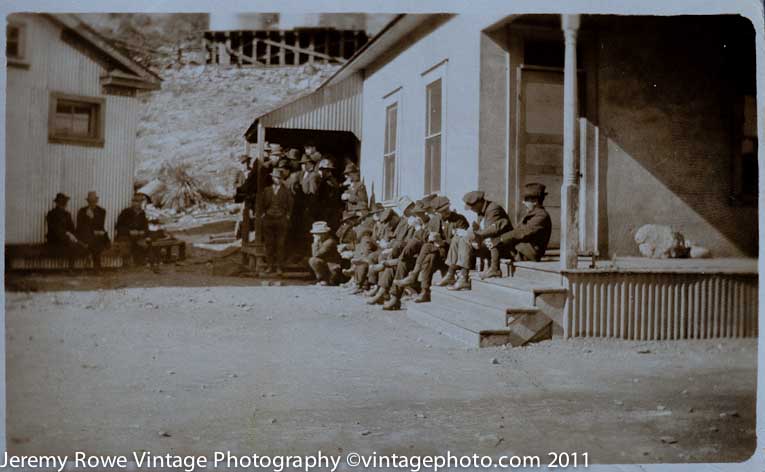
[308,221,343,286]
[487,183,552,263]
[393,196,469,303]
[439,191,513,290]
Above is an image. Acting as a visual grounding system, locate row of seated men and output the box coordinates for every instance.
[45,191,165,272]
[306,183,553,311]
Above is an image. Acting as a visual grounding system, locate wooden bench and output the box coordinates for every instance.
[5,244,123,271]
[151,238,187,262]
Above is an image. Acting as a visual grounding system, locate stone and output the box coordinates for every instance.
[491,358,500,365]
[269,418,277,424]
[659,436,678,444]
[158,431,171,438]
[634,224,689,258]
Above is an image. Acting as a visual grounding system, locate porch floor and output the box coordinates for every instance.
[516,257,758,275]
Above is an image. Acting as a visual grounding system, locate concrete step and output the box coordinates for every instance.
[406,296,510,348]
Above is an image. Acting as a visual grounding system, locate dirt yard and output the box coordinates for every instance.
[4,260,758,465]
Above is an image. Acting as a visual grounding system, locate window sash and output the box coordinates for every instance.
[48,93,105,147]
[426,79,442,136]
[383,100,398,199]
[383,153,396,201]
[424,134,441,194]
[7,24,24,60]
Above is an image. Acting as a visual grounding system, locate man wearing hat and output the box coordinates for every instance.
[317,159,342,229]
[491,183,552,262]
[395,196,469,301]
[308,221,343,286]
[46,192,86,267]
[76,191,110,271]
[116,193,155,269]
[260,167,294,276]
[341,162,368,215]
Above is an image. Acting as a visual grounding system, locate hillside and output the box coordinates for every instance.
[134,63,339,204]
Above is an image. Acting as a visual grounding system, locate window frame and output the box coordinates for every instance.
[7,20,29,68]
[730,94,758,207]
[382,87,402,202]
[48,92,106,148]
[421,59,448,196]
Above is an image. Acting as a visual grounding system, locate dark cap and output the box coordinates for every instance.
[523,182,548,200]
[462,191,485,206]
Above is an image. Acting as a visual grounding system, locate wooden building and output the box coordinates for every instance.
[5,13,161,247]
[247,10,761,344]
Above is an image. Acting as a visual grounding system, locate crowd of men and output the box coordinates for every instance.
[234,141,555,311]
[45,191,165,272]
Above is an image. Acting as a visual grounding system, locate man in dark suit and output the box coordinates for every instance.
[46,192,86,268]
[116,194,153,269]
[76,191,110,271]
[492,183,552,262]
[442,190,513,289]
[260,168,294,276]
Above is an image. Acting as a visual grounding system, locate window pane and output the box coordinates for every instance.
[53,101,97,138]
[7,26,19,40]
[426,79,442,135]
[384,154,395,200]
[425,135,441,194]
[384,103,397,154]
[54,113,73,136]
[7,42,18,58]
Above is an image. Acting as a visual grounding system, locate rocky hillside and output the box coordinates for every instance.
[134,63,340,204]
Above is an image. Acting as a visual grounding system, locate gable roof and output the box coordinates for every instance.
[44,13,162,90]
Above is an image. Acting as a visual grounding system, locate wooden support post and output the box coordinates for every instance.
[292,32,299,65]
[253,123,267,271]
[266,33,272,65]
[339,30,345,59]
[279,31,286,66]
[236,32,243,66]
[252,37,258,65]
[308,31,315,64]
[223,32,231,65]
[560,14,581,270]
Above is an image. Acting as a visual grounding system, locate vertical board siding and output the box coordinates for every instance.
[6,14,141,244]
[260,72,363,138]
[564,272,758,340]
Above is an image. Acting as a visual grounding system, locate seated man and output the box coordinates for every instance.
[116,193,156,270]
[440,190,513,290]
[380,210,429,311]
[489,183,552,262]
[76,191,111,271]
[395,196,469,302]
[308,221,343,286]
[46,192,87,268]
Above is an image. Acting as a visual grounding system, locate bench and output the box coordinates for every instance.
[5,244,123,271]
[150,238,186,262]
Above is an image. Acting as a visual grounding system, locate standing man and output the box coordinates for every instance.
[260,167,294,276]
[317,159,341,230]
[46,192,85,268]
[341,163,368,216]
[76,191,110,271]
[116,193,156,270]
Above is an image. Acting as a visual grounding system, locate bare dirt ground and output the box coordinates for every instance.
[4,245,758,466]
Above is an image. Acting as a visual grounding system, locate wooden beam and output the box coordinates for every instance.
[279,31,286,66]
[560,14,581,270]
[308,31,315,64]
[291,32,299,65]
[265,33,272,65]
[236,32,243,66]
[259,38,343,62]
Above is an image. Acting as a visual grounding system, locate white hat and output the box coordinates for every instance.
[310,221,332,234]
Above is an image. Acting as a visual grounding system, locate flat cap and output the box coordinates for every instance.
[462,190,485,206]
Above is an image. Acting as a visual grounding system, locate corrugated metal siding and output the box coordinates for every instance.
[5,14,140,244]
[259,72,363,138]
[564,272,758,340]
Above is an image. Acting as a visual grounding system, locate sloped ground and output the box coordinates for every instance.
[135,63,340,199]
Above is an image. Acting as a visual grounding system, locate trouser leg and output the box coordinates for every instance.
[309,256,329,281]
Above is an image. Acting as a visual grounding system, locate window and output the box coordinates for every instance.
[48,93,105,147]
[383,102,398,200]
[424,78,443,194]
[7,21,27,67]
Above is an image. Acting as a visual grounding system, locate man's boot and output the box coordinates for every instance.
[364,285,378,297]
[480,248,502,279]
[437,267,457,286]
[382,295,401,311]
[366,287,387,305]
[393,270,418,288]
[414,288,431,303]
[448,270,472,291]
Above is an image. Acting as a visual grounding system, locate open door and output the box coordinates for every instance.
[517,66,564,248]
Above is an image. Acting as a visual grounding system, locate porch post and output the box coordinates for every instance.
[560,14,581,270]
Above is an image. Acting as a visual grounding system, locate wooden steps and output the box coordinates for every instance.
[406,269,566,348]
